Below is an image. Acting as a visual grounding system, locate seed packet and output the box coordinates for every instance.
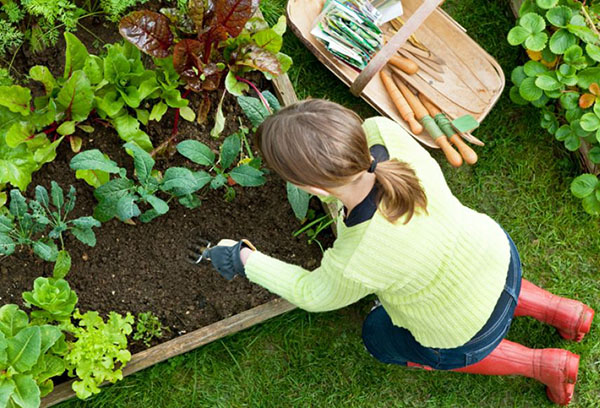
[370,0,404,24]
[311,0,383,70]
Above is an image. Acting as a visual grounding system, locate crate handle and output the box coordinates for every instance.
[350,0,445,96]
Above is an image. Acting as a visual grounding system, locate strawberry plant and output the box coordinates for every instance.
[70,142,211,222]
[118,0,291,134]
[0,182,100,268]
[508,0,600,214]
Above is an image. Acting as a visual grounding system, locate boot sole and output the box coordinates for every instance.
[545,352,579,406]
[558,307,595,342]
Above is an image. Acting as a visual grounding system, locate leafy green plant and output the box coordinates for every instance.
[64,309,134,399]
[118,0,291,134]
[508,0,600,214]
[93,40,195,151]
[293,210,334,253]
[23,277,78,323]
[0,0,85,55]
[0,182,100,266]
[0,304,68,406]
[133,311,165,347]
[70,142,210,222]
[176,130,267,201]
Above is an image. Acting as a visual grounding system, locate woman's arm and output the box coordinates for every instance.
[243,248,373,312]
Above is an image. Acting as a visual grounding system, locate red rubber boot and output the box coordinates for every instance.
[452,339,579,406]
[515,279,594,342]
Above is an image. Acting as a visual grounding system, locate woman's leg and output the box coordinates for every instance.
[451,339,579,406]
[514,279,594,342]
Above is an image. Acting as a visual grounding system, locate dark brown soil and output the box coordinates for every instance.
[1,14,332,353]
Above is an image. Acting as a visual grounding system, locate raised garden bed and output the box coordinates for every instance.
[0,5,333,406]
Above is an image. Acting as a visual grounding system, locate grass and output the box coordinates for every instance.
[59,0,599,407]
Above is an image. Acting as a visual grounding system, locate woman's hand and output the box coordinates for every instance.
[202,239,256,280]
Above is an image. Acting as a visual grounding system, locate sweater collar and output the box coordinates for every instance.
[344,144,389,227]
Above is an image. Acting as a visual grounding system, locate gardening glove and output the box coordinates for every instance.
[202,239,256,281]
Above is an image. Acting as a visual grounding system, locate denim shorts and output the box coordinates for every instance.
[362,231,522,370]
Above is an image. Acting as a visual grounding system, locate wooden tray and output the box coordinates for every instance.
[287,0,505,148]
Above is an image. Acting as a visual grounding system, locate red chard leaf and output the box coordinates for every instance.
[235,44,282,76]
[119,11,174,58]
[203,0,259,44]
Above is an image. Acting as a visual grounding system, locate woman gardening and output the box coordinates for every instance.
[201,99,594,406]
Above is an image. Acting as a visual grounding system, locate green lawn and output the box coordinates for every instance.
[60,0,599,406]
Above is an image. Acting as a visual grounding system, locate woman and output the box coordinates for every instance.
[202,99,594,406]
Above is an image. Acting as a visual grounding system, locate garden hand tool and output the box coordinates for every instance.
[201,239,256,281]
[392,75,463,167]
[418,94,478,165]
[388,55,419,75]
[380,69,423,134]
[186,238,212,264]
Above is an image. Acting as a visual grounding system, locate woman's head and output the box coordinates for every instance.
[256,99,427,223]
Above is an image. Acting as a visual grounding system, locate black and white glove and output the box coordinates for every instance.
[202,239,256,280]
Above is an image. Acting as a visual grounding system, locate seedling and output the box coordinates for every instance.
[133,311,167,347]
[0,182,100,272]
[293,210,334,253]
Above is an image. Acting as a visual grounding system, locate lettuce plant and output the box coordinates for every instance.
[22,277,78,324]
[0,182,100,266]
[118,0,291,134]
[70,142,211,222]
[64,309,134,400]
[508,0,600,214]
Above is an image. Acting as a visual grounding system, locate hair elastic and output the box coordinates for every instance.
[368,158,379,173]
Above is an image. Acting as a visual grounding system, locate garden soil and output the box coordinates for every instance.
[1,16,333,352]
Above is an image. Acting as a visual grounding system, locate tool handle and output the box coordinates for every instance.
[418,94,478,165]
[388,55,419,75]
[392,75,429,120]
[436,136,463,168]
[380,70,423,134]
[449,135,478,165]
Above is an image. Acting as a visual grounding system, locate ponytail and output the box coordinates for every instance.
[372,159,427,224]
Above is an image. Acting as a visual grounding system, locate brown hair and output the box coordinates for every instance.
[255,99,427,223]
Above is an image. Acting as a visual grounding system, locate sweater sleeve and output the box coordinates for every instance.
[244,247,373,312]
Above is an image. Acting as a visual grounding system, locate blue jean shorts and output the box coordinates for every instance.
[362,231,522,370]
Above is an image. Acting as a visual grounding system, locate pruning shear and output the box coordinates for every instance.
[186,238,212,264]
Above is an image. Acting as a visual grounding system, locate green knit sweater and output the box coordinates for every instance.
[245,117,511,348]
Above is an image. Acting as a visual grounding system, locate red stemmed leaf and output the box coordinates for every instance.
[173,39,205,91]
[236,45,282,76]
[579,93,596,109]
[203,0,259,43]
[119,11,174,58]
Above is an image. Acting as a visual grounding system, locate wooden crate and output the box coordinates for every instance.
[287,0,505,148]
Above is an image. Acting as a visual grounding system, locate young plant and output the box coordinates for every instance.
[133,311,165,347]
[507,0,600,214]
[176,130,267,201]
[64,309,134,399]
[0,182,100,267]
[118,0,291,132]
[23,277,78,323]
[293,209,334,253]
[70,142,210,223]
[0,304,68,406]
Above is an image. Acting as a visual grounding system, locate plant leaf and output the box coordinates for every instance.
[116,194,141,221]
[124,142,154,184]
[119,11,174,58]
[56,71,94,122]
[571,174,599,198]
[71,227,97,246]
[519,77,543,101]
[70,150,122,173]
[161,167,209,195]
[64,32,89,79]
[149,102,168,121]
[520,12,545,33]
[578,68,600,90]
[0,85,31,116]
[172,39,204,91]
[237,95,270,126]
[225,71,249,96]
[29,66,56,95]
[286,182,310,220]
[586,44,600,62]
[176,140,215,165]
[205,0,260,43]
[145,195,169,215]
[220,133,241,169]
[53,250,72,279]
[188,0,206,32]
[507,26,529,45]
[0,233,16,256]
[525,31,548,52]
[112,114,153,151]
[33,240,58,262]
[581,193,600,215]
[545,6,571,27]
[235,44,282,76]
[210,91,226,138]
[7,326,41,372]
[549,29,576,54]
[230,164,265,186]
[11,374,40,408]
